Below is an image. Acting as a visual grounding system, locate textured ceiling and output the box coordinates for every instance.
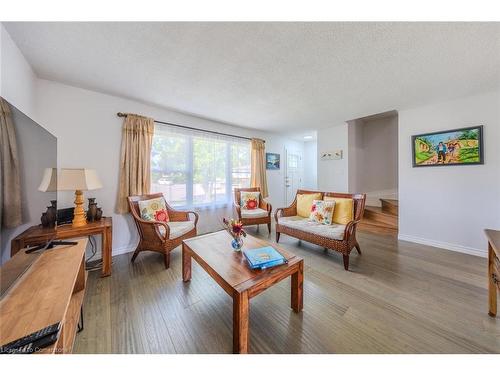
[4,22,500,131]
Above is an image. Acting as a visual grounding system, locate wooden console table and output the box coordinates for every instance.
[11,217,113,277]
[0,239,87,353]
[485,229,500,317]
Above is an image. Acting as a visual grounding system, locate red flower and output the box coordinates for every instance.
[246,198,257,210]
[232,222,243,234]
[154,209,169,222]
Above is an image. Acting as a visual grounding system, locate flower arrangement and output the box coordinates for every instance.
[222,218,247,250]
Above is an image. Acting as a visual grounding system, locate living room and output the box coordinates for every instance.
[0,1,499,373]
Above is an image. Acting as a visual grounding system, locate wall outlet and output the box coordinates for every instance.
[320,150,343,160]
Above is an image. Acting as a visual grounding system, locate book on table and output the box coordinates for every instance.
[243,246,287,270]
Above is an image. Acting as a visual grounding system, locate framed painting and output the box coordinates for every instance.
[266,153,280,170]
[412,125,484,167]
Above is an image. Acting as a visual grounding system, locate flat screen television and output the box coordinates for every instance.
[0,98,58,296]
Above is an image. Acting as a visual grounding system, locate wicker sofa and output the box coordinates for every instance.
[275,190,366,270]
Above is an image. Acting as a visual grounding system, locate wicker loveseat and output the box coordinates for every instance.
[275,190,366,271]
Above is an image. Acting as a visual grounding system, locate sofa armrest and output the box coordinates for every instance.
[259,198,272,214]
[186,210,199,227]
[343,219,361,239]
[274,205,297,222]
[233,202,242,219]
[136,217,170,240]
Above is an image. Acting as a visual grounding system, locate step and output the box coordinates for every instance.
[380,199,398,216]
[363,206,398,228]
[358,219,398,236]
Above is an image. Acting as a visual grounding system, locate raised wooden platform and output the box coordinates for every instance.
[359,198,398,235]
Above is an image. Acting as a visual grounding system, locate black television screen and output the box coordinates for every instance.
[0,98,57,266]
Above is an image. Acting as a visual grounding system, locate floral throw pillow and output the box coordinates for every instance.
[138,197,170,222]
[240,191,260,210]
[309,199,336,225]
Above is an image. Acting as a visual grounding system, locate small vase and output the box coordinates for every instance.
[95,207,103,221]
[231,236,244,251]
[44,200,57,228]
[87,202,98,222]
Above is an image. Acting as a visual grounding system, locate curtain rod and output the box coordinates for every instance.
[116,112,262,142]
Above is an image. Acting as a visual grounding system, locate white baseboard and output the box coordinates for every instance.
[397,234,486,258]
[112,244,137,256]
[88,243,136,259]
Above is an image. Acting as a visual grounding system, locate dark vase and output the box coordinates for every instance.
[87,203,98,222]
[95,207,103,221]
[40,212,49,227]
[44,200,57,228]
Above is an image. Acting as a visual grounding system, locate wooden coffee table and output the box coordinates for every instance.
[182,230,304,354]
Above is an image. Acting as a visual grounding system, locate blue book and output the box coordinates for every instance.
[243,246,287,270]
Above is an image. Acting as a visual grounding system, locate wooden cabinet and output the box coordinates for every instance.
[485,229,500,317]
[0,239,87,353]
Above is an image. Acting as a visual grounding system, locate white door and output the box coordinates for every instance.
[284,148,302,205]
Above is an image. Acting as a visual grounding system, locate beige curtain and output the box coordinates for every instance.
[116,114,155,213]
[250,138,269,198]
[0,98,22,228]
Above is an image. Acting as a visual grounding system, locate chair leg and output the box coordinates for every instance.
[355,243,362,255]
[267,222,271,233]
[276,232,281,243]
[164,252,170,269]
[342,254,350,271]
[131,248,140,263]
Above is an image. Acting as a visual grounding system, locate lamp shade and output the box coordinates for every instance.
[38,168,58,192]
[58,168,103,191]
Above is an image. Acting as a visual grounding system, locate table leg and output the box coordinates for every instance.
[291,260,304,313]
[489,244,497,317]
[102,227,112,277]
[182,243,192,282]
[11,238,23,257]
[233,290,249,354]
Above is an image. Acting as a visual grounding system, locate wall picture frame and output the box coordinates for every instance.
[412,125,484,167]
[266,152,280,170]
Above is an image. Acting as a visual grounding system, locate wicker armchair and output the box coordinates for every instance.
[234,187,273,233]
[275,190,366,271]
[128,193,199,269]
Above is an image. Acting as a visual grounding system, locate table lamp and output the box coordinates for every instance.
[58,168,103,227]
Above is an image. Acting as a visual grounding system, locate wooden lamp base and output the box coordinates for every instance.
[72,189,87,228]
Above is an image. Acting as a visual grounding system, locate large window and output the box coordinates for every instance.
[151,124,251,208]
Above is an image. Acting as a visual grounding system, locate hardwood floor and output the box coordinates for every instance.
[74,227,500,354]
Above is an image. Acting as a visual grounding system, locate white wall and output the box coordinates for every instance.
[0,25,38,120]
[398,90,500,256]
[35,79,304,256]
[302,141,317,190]
[317,123,349,192]
[348,114,398,205]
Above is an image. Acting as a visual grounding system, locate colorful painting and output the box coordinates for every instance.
[412,126,484,167]
[266,153,280,170]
